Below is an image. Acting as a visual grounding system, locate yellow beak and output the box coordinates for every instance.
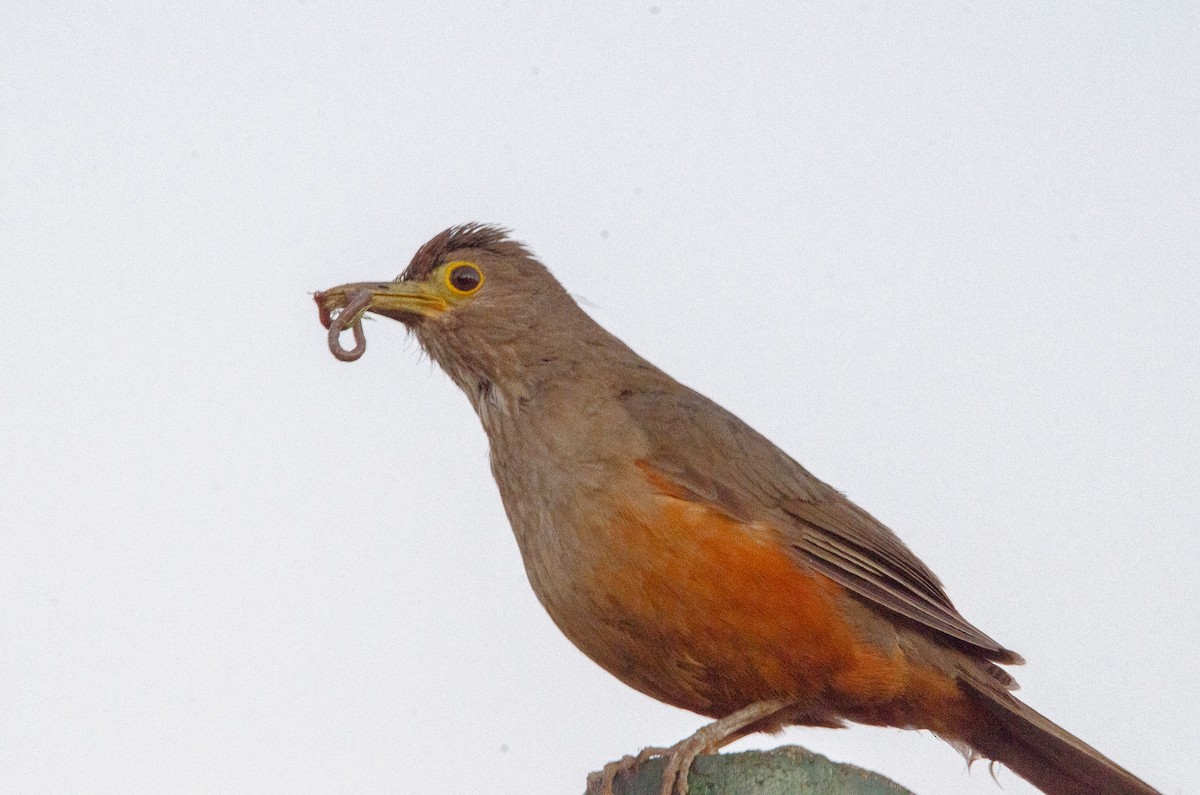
[315,279,449,327]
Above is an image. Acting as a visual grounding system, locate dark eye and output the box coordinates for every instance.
[445,262,483,294]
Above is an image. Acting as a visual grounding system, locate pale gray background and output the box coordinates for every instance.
[2,3,1196,794]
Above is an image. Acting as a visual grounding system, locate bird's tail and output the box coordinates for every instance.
[949,677,1159,795]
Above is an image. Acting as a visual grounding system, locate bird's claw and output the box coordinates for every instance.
[656,730,721,795]
[587,701,791,795]
[586,739,715,795]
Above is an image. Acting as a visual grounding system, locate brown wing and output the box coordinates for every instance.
[619,383,1022,665]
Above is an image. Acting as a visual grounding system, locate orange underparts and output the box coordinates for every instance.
[581,461,962,728]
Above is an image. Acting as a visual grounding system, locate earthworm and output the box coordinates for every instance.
[324,289,372,362]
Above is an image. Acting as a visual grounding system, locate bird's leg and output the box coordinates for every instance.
[323,289,372,362]
[588,699,792,795]
[656,699,792,795]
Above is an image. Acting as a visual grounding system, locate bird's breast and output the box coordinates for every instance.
[495,448,928,719]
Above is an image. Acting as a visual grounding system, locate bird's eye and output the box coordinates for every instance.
[445,262,484,295]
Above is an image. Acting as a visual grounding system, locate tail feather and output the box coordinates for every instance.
[953,680,1159,795]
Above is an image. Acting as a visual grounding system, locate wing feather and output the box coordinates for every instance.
[620,384,1022,664]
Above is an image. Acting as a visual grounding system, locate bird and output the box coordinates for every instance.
[313,224,1159,795]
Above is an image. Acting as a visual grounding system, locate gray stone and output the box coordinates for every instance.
[601,746,916,795]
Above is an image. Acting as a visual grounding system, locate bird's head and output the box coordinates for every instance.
[315,224,596,398]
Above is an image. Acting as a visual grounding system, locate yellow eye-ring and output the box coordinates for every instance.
[444,261,484,295]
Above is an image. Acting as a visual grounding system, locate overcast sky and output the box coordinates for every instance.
[2,4,1197,794]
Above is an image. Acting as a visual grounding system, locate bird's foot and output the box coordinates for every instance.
[586,746,669,795]
[588,699,792,795]
[655,726,722,795]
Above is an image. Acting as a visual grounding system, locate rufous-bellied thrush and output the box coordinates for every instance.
[314,224,1158,795]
